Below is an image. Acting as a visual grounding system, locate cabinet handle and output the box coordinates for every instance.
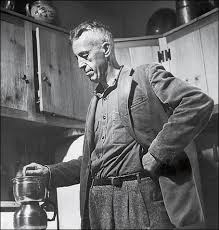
[165,48,171,61]
[21,74,29,84]
[42,75,51,87]
[157,50,165,63]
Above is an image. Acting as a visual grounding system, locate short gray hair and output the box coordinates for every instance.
[69,20,114,47]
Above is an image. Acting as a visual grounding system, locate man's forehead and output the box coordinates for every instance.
[73,30,103,47]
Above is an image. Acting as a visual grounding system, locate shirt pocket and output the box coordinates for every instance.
[111,111,132,145]
[130,87,154,138]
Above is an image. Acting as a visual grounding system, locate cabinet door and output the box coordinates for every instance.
[199,20,218,104]
[0,20,28,111]
[36,27,94,121]
[115,39,159,68]
[166,30,208,93]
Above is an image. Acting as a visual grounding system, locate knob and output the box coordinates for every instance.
[21,75,29,84]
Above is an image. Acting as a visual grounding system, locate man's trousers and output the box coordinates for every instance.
[89,177,174,229]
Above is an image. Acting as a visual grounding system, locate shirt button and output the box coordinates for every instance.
[103,115,106,120]
[102,136,104,140]
[103,97,107,101]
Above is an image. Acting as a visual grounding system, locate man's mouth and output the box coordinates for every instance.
[86,71,94,77]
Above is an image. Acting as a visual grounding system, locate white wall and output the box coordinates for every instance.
[55,135,84,229]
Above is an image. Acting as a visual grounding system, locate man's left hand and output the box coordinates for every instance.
[142,153,160,177]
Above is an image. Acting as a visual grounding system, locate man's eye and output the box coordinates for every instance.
[82,54,88,59]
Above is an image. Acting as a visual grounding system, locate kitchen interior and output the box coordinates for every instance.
[0,0,218,229]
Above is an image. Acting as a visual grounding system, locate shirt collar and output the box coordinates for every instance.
[94,65,124,97]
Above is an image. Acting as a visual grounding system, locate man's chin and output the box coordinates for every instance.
[89,75,98,83]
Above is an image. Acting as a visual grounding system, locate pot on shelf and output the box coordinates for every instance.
[175,0,200,25]
[1,0,15,11]
[25,0,56,24]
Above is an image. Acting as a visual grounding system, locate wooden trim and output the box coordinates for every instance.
[39,113,85,129]
[1,106,28,119]
[24,21,36,116]
[115,38,159,48]
[164,8,218,37]
[0,201,56,212]
[0,201,20,212]
[0,10,24,26]
[35,27,43,113]
[164,8,219,43]
[1,107,85,129]
[0,201,20,208]
[114,34,161,42]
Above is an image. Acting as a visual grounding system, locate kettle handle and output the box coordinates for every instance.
[25,3,31,16]
[40,198,57,221]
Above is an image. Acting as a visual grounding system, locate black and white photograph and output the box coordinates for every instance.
[0,0,218,229]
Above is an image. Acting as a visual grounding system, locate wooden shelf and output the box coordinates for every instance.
[1,106,86,129]
[163,8,219,37]
[0,201,20,212]
[0,7,68,34]
[0,201,20,208]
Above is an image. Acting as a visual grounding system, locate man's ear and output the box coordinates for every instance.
[102,42,111,57]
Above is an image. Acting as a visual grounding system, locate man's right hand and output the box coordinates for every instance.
[22,162,49,178]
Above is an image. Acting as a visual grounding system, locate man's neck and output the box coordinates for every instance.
[101,66,121,89]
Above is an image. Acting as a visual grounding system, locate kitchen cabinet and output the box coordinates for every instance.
[0,17,28,111]
[164,30,208,92]
[162,8,218,104]
[36,26,94,120]
[0,8,94,128]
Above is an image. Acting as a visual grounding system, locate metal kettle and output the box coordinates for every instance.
[14,202,48,229]
[12,176,57,229]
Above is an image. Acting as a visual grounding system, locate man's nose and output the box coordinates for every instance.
[78,57,86,70]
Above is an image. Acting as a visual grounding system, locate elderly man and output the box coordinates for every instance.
[23,20,214,229]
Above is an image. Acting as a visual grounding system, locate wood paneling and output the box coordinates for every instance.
[167,30,208,93]
[199,20,219,104]
[115,47,132,67]
[129,46,159,67]
[0,20,28,111]
[115,39,159,68]
[24,21,36,115]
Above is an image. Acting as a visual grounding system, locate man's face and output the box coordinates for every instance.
[72,30,108,84]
